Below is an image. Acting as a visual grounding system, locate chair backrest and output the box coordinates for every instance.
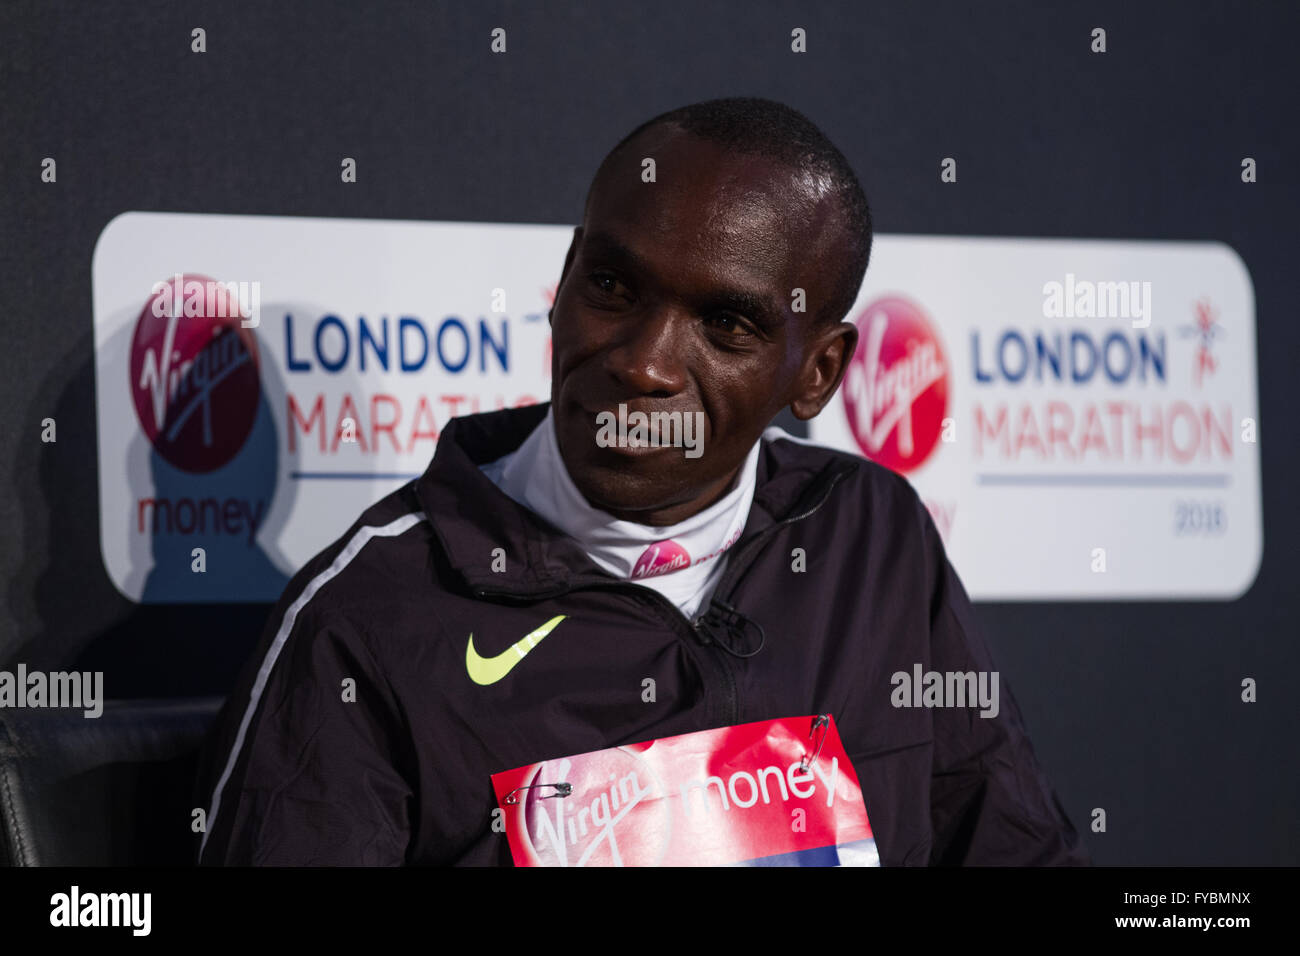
[0,698,223,866]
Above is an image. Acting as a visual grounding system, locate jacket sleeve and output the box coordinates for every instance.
[918,500,1090,866]
[197,605,414,866]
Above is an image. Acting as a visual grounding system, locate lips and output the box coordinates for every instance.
[590,404,693,440]
[572,401,698,457]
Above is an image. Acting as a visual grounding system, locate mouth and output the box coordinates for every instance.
[582,407,672,456]
[572,402,703,458]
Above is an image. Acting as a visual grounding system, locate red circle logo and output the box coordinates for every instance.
[842,295,949,474]
[129,274,260,473]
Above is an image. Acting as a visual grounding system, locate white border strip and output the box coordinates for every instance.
[762,425,840,449]
[199,510,428,860]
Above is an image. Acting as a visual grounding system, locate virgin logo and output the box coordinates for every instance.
[521,747,669,866]
[842,296,949,474]
[632,539,691,579]
[129,274,260,473]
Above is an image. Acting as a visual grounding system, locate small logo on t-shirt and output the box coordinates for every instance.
[632,540,691,579]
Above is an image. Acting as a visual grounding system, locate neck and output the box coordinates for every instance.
[586,467,743,527]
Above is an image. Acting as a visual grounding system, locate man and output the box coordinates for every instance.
[195,97,1088,866]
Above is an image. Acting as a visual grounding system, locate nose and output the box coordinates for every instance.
[602,307,689,396]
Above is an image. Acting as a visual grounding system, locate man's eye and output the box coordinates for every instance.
[706,313,755,337]
[588,272,625,297]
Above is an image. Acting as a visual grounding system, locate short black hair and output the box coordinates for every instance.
[585,96,873,329]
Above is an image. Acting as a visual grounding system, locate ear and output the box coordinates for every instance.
[549,226,583,326]
[789,320,858,421]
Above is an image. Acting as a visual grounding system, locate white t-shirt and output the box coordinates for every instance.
[479,408,760,622]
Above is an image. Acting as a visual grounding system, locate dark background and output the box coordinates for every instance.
[1,0,1296,865]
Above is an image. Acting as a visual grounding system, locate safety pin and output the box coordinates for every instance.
[798,715,830,773]
[504,782,572,805]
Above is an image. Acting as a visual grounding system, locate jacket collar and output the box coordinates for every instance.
[414,402,849,598]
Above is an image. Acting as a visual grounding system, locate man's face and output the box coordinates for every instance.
[549,125,857,526]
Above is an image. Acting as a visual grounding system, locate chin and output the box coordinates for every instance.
[570,464,682,518]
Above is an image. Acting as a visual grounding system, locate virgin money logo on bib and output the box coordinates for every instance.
[129,274,260,473]
[494,715,878,867]
[842,295,949,474]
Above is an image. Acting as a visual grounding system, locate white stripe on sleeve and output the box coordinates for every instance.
[199,510,428,860]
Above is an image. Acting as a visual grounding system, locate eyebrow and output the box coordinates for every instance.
[582,230,787,327]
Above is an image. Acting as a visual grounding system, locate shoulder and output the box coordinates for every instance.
[269,479,437,632]
[759,425,928,523]
[759,427,957,619]
[758,425,946,590]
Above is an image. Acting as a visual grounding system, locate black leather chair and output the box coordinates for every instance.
[0,698,223,866]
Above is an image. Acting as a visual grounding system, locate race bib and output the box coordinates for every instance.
[491,714,878,866]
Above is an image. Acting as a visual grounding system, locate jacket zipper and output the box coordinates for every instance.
[473,462,854,727]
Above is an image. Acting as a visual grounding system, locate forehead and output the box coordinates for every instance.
[583,127,841,297]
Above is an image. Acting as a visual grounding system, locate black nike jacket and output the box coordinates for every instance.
[194,401,1089,866]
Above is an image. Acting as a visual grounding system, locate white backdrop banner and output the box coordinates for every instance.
[92,214,1261,602]
[813,235,1260,600]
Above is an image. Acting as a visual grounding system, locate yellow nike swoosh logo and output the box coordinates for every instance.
[465,615,567,686]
